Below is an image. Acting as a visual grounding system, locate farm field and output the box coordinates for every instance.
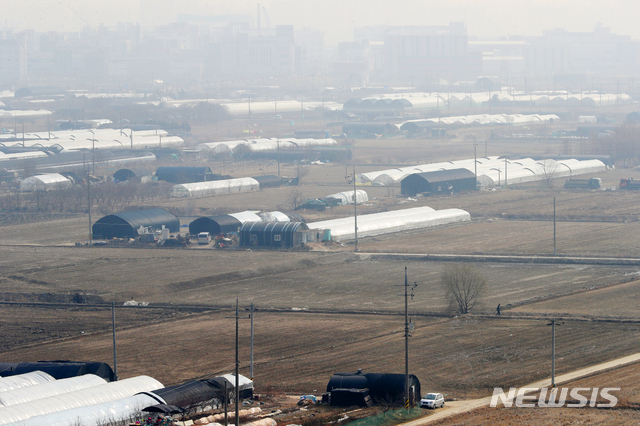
[2,309,640,401]
[0,245,635,312]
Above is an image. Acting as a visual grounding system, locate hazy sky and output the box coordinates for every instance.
[2,0,638,44]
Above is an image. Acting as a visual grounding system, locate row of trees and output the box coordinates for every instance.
[0,181,171,214]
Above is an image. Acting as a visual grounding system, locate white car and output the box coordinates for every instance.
[420,392,445,409]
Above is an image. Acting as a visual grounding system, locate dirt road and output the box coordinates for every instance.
[400,353,640,425]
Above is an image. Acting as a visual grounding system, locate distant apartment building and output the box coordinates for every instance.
[384,23,481,84]
[0,35,27,87]
[523,26,640,77]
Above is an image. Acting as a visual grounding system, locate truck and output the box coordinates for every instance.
[620,178,640,190]
[564,178,602,190]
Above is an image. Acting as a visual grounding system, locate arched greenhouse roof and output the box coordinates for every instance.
[92,209,180,239]
[188,215,242,236]
[0,371,54,393]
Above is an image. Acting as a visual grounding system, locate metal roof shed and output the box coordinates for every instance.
[92,209,180,239]
[240,221,309,248]
[401,168,477,196]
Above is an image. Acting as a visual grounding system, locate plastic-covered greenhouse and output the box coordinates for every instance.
[19,174,72,192]
[309,207,470,241]
[169,178,260,198]
[0,374,106,407]
[357,157,606,187]
[0,372,54,393]
[325,190,369,205]
[0,375,163,424]
[7,393,164,426]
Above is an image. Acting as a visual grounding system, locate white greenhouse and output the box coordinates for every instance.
[0,374,106,407]
[0,371,54,393]
[169,178,260,198]
[325,190,369,205]
[6,393,164,426]
[19,174,72,192]
[0,375,163,424]
[309,206,470,241]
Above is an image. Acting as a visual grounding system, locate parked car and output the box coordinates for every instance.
[198,232,212,245]
[420,392,445,409]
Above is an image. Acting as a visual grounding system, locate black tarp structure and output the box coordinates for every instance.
[326,371,421,406]
[0,361,115,381]
[143,380,224,411]
[252,175,283,189]
[330,388,373,407]
[401,168,477,196]
[239,221,309,248]
[92,208,180,239]
[113,168,152,182]
[155,166,214,184]
[188,215,242,236]
[142,404,185,414]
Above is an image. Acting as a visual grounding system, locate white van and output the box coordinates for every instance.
[197,232,212,245]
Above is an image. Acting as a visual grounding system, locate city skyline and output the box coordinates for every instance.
[1,0,638,45]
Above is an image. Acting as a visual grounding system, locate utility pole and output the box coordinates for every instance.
[112,302,118,381]
[547,319,562,387]
[87,174,92,245]
[276,101,280,177]
[353,165,358,252]
[250,303,254,380]
[504,158,508,186]
[473,138,478,184]
[235,299,240,426]
[397,267,417,408]
[553,197,556,256]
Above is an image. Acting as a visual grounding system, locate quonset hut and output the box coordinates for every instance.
[401,168,477,196]
[92,208,180,239]
[0,361,115,381]
[326,371,421,406]
[239,221,309,248]
[113,168,152,183]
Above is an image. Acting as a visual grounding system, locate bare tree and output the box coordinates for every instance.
[232,144,252,161]
[441,263,486,314]
[286,188,305,210]
[538,159,560,188]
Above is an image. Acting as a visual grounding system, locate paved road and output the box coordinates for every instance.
[399,352,640,425]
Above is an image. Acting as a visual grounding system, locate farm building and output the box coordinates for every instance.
[325,190,369,205]
[401,169,476,196]
[19,173,72,192]
[169,177,260,198]
[155,166,214,184]
[252,175,284,189]
[0,375,164,424]
[239,221,310,248]
[0,361,115,382]
[326,371,421,406]
[188,210,296,236]
[342,123,398,138]
[112,168,152,183]
[0,371,55,393]
[309,206,470,241]
[92,208,180,239]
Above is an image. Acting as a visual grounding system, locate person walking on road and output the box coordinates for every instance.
[496,304,501,316]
